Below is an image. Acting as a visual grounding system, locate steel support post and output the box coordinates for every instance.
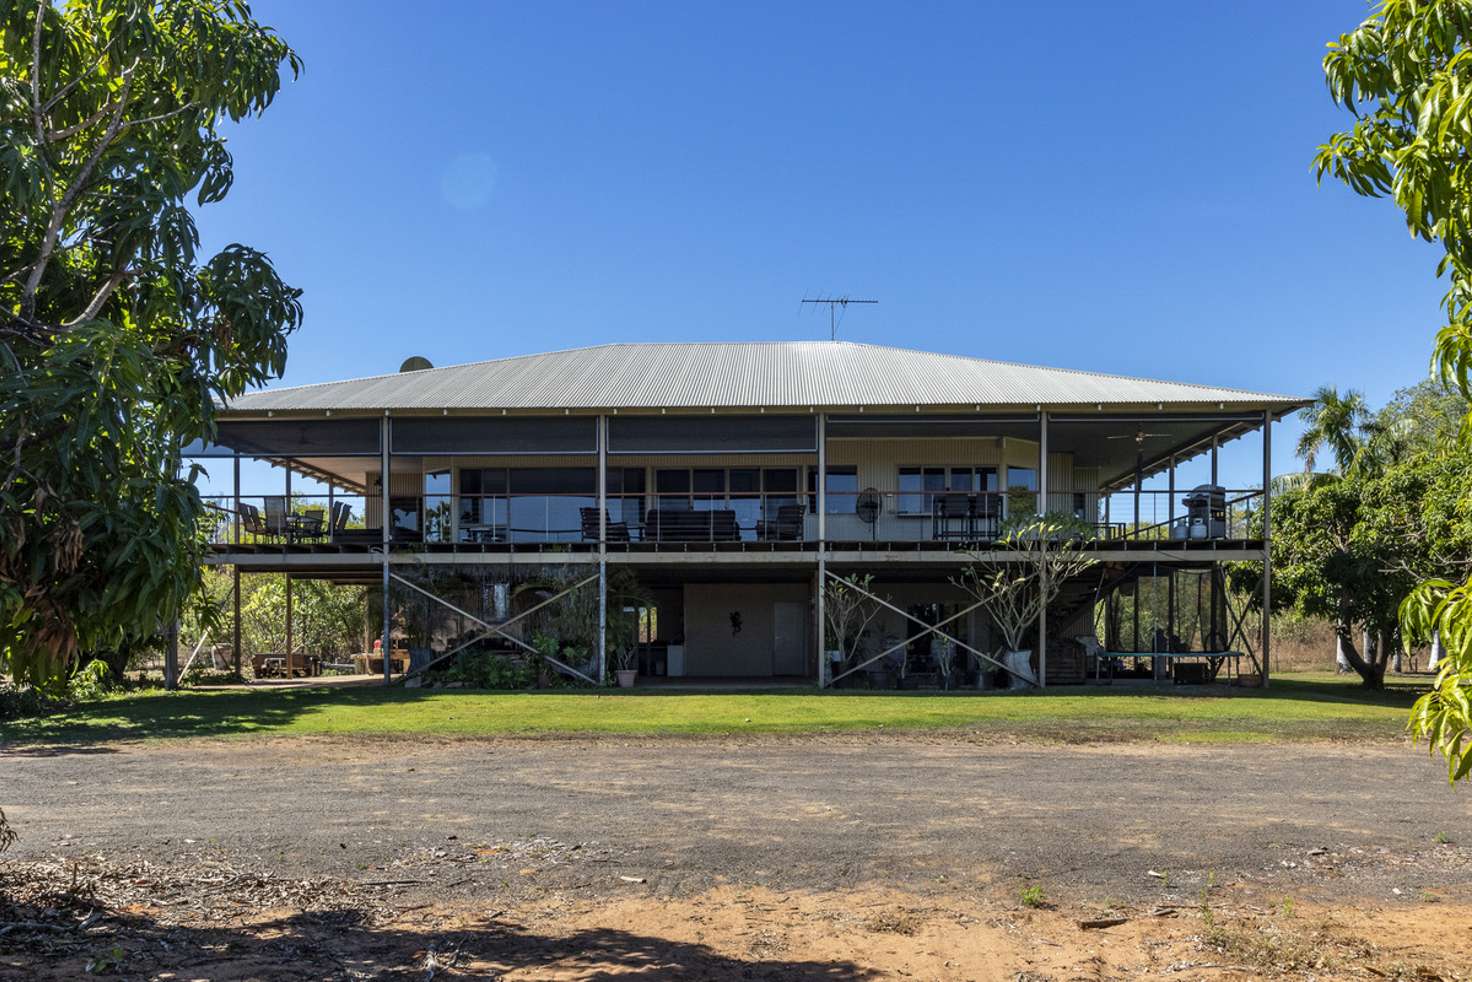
[381,416,392,684]
[233,455,241,546]
[232,565,242,676]
[1038,410,1048,688]
[597,414,608,684]
[817,413,827,687]
[1261,409,1272,687]
[285,571,293,662]
[816,557,827,687]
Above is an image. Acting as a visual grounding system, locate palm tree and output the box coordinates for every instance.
[1295,385,1368,473]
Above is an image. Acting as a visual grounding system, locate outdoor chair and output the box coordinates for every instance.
[757,503,806,541]
[329,500,352,539]
[580,507,630,542]
[238,503,267,540]
[293,506,326,541]
[263,496,290,540]
[932,493,976,540]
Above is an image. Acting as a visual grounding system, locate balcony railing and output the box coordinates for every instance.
[203,487,1265,547]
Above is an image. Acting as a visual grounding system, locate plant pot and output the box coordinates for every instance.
[615,669,637,688]
[1004,650,1037,690]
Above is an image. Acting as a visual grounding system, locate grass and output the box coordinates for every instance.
[0,672,1425,747]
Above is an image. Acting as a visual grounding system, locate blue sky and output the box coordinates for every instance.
[197,1,1444,489]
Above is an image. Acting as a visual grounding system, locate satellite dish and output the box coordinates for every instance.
[857,488,881,542]
[399,355,433,373]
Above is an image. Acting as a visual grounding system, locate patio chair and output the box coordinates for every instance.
[932,493,975,540]
[330,500,353,538]
[238,502,268,540]
[263,496,290,540]
[758,503,806,541]
[580,507,630,542]
[294,506,326,541]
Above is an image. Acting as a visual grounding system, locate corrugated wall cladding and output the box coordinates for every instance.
[222,342,1304,414]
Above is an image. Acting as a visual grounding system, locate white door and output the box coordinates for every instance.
[772,602,808,676]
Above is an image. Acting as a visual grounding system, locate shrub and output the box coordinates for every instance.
[440,651,535,689]
[0,683,55,721]
[1019,884,1045,908]
[68,659,116,702]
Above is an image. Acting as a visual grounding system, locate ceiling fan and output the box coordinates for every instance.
[1106,428,1171,446]
[1107,429,1172,485]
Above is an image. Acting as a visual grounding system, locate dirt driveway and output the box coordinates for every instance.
[3,736,1471,979]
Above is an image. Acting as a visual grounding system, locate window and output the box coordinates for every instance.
[897,467,945,514]
[655,469,692,510]
[1073,492,1088,520]
[607,467,646,525]
[423,469,453,543]
[806,466,859,513]
[692,468,726,510]
[1006,466,1038,517]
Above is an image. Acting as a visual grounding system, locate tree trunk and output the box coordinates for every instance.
[1335,625,1384,691]
[1335,634,1350,674]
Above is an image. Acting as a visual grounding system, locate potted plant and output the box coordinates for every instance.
[823,573,886,686]
[612,643,638,688]
[953,517,1097,690]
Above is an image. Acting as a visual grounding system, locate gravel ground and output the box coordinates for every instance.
[4,735,1469,906]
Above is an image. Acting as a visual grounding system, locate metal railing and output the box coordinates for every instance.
[201,487,1267,547]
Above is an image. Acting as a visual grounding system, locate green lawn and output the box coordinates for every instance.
[0,672,1427,746]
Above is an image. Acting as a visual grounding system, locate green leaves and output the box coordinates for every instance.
[1323,0,1472,777]
[1401,575,1472,782]
[1,0,300,683]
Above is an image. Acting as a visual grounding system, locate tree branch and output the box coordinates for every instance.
[30,0,46,147]
[40,36,117,115]
[119,102,197,131]
[45,100,121,143]
[64,267,140,327]
[20,69,134,323]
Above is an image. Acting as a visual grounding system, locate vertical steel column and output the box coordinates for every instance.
[381,415,392,684]
[233,455,241,546]
[1261,410,1272,687]
[1037,410,1048,688]
[232,565,242,677]
[1210,436,1219,486]
[284,571,293,663]
[816,414,827,687]
[816,414,827,545]
[1167,453,1175,530]
[597,414,608,684]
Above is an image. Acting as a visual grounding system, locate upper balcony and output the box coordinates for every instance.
[188,410,1271,557]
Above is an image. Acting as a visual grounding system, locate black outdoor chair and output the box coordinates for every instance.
[329,500,353,539]
[580,507,631,542]
[293,506,326,541]
[932,493,976,540]
[757,503,806,541]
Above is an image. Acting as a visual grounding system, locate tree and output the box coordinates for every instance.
[823,573,885,676]
[953,518,1096,685]
[1,1,302,684]
[1319,0,1472,777]
[1295,385,1368,474]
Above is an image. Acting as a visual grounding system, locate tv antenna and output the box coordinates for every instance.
[801,296,878,340]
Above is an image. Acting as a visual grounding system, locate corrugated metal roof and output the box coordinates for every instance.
[221,342,1306,414]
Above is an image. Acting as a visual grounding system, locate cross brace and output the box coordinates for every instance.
[391,572,601,686]
[821,571,1036,688]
